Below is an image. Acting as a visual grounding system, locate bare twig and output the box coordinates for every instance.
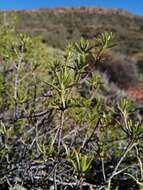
[14,51,24,120]
[57,110,65,152]
[107,140,137,188]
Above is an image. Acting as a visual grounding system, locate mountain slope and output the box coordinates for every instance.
[13,7,143,55]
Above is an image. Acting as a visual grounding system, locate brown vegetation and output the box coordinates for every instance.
[126,82,143,102]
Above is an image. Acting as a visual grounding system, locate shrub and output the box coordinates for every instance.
[93,50,139,88]
[0,20,142,190]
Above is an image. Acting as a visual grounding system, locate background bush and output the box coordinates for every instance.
[93,50,139,88]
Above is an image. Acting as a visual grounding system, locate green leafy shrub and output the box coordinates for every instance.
[0,17,142,190]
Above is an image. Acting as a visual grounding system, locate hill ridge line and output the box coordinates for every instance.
[13,7,137,18]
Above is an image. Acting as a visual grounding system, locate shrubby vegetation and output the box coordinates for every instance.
[14,7,143,55]
[13,7,143,79]
[94,50,139,88]
[0,16,143,190]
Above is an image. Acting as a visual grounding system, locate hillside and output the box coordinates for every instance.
[13,7,143,55]
[12,7,143,102]
[1,7,143,102]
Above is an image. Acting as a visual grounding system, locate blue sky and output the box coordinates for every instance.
[0,0,143,16]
